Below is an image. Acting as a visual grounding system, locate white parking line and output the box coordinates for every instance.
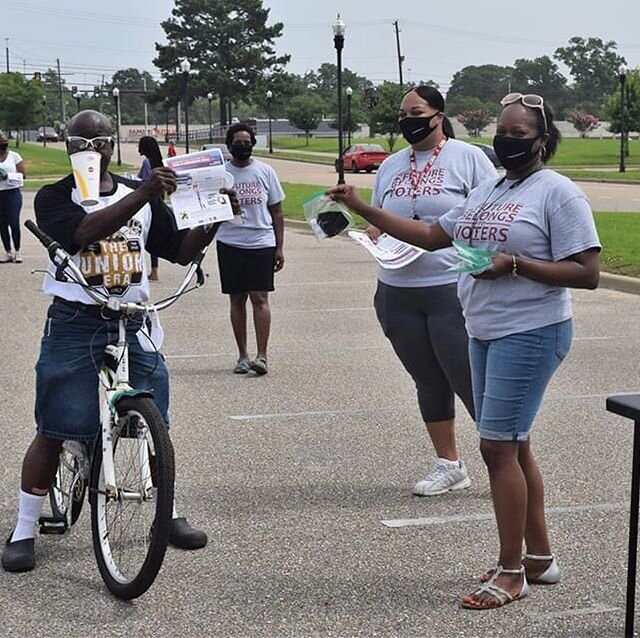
[229,407,397,421]
[526,604,620,620]
[381,502,623,528]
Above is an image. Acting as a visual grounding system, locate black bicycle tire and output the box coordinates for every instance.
[89,396,175,600]
[49,448,86,526]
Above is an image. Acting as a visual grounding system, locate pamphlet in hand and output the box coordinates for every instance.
[7,172,24,188]
[163,148,235,230]
[348,230,425,269]
[449,240,496,273]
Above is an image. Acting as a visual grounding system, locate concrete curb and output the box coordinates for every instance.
[285,218,640,296]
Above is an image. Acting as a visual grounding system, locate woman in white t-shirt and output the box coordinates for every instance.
[329,95,600,610]
[367,86,497,498]
[0,131,26,262]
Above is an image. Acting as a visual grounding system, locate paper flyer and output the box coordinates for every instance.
[163,148,235,229]
[348,230,425,269]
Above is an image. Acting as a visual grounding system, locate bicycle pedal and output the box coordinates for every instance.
[38,516,68,535]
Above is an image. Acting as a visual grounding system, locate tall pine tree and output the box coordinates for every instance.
[154,0,289,125]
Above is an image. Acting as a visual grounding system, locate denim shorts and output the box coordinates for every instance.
[35,301,170,442]
[469,319,573,442]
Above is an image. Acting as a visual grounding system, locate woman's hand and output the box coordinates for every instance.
[472,253,513,280]
[221,188,241,216]
[327,184,367,213]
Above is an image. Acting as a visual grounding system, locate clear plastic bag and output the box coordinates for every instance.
[303,191,353,240]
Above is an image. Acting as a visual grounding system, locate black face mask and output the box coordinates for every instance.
[0,144,8,152]
[230,143,252,161]
[399,114,439,145]
[492,135,540,170]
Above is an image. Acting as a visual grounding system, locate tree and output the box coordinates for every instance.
[603,69,640,155]
[566,111,600,138]
[446,65,512,109]
[107,68,159,125]
[510,56,569,116]
[554,37,625,113]
[368,81,405,152]
[154,0,290,126]
[252,71,308,118]
[446,95,498,118]
[457,109,493,137]
[286,94,326,144]
[0,73,46,143]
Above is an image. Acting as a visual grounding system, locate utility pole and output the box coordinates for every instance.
[143,75,149,135]
[5,38,9,73]
[393,20,404,88]
[56,58,66,122]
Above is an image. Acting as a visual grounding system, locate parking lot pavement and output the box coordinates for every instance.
[1,206,640,637]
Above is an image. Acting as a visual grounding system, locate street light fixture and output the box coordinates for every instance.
[112,87,122,166]
[619,62,628,173]
[333,14,346,184]
[73,92,81,113]
[266,90,273,154]
[207,92,214,143]
[346,86,353,147]
[180,59,191,153]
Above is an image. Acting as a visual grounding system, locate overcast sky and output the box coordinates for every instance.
[2,0,639,94]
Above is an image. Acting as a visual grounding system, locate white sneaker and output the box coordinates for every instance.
[13,251,22,263]
[412,458,471,496]
[0,251,12,263]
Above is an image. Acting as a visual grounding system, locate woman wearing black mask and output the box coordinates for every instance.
[328,94,600,609]
[215,123,285,375]
[366,86,497,498]
[0,131,26,263]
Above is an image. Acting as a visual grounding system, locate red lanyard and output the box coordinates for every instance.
[409,138,447,217]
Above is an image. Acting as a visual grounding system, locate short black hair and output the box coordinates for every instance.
[226,123,256,148]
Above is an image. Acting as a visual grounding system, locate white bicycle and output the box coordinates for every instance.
[26,219,209,600]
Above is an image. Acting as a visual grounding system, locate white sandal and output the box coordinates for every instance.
[524,552,561,585]
[462,565,530,610]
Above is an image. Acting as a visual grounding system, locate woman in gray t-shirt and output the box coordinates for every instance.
[329,95,600,610]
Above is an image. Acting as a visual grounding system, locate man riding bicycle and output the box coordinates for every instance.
[2,110,233,572]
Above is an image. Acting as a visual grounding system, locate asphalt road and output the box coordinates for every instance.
[1,198,640,636]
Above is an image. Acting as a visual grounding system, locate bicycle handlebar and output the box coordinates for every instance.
[24,220,208,315]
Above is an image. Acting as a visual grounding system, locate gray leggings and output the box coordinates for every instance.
[374,281,474,423]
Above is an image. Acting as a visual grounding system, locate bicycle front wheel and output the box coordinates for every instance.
[50,443,87,526]
[90,396,175,600]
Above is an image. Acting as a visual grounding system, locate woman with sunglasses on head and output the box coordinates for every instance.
[366,86,498,498]
[329,93,600,609]
[0,131,26,263]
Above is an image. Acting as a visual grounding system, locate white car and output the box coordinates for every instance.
[200,143,231,162]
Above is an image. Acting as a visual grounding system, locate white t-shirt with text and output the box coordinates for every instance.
[0,150,23,191]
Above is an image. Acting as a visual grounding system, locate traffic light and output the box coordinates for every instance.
[71,85,78,93]
[33,71,41,81]
[364,87,379,109]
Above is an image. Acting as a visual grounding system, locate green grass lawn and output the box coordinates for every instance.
[281,182,640,277]
[272,136,640,169]
[8,141,135,178]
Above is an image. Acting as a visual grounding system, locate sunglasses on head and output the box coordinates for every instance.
[67,136,113,153]
[500,93,547,132]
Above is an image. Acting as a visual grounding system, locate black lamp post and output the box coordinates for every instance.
[74,92,81,113]
[181,59,191,153]
[266,90,273,154]
[207,92,213,143]
[112,87,122,166]
[619,62,628,173]
[41,95,47,148]
[346,86,353,147]
[164,97,170,143]
[333,14,346,184]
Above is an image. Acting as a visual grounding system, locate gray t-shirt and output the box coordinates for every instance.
[372,139,497,287]
[439,169,601,340]
[215,158,285,248]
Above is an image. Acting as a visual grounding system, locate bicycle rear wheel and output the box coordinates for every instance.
[49,442,87,526]
[90,396,174,600]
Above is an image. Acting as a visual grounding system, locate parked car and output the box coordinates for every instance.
[470,142,501,168]
[335,143,389,173]
[200,143,232,162]
[36,126,58,142]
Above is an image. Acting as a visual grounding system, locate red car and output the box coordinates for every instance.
[337,143,389,173]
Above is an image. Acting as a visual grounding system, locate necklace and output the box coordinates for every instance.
[468,169,543,246]
[408,138,447,218]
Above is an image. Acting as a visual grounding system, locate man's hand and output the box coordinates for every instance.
[221,188,241,216]
[140,167,177,199]
[274,248,285,272]
[326,184,367,213]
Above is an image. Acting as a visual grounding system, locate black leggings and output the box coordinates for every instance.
[0,188,22,252]
[374,281,474,423]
